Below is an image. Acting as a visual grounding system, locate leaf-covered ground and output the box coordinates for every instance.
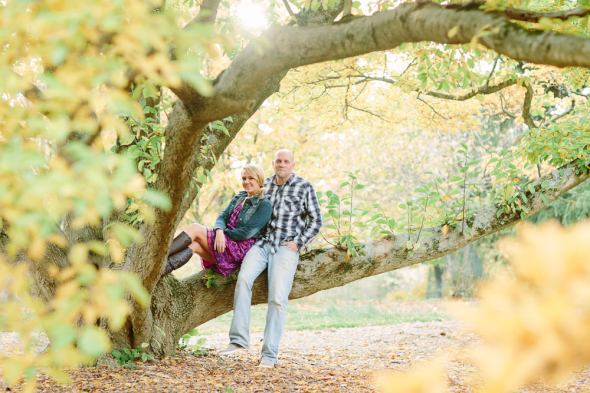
[2,300,590,392]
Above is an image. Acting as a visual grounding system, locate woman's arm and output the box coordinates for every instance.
[223,201,272,241]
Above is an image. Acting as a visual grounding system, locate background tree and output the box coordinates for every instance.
[2,0,590,387]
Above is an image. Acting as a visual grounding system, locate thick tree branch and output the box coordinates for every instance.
[202,1,590,121]
[165,159,590,338]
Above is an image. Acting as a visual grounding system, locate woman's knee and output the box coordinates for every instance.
[189,241,203,253]
[186,223,206,239]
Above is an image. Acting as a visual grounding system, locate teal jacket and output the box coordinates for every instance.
[213,191,272,241]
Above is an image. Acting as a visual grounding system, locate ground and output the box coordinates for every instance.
[2,300,590,392]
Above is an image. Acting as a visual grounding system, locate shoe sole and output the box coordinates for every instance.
[218,348,244,356]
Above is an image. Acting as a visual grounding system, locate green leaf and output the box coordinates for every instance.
[449,175,463,182]
[528,184,536,194]
[339,181,349,188]
[540,193,549,205]
[143,189,172,210]
[354,184,365,190]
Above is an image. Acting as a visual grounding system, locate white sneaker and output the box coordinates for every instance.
[258,358,275,368]
[218,343,244,356]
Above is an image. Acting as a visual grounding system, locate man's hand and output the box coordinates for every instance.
[281,241,298,252]
[215,229,226,253]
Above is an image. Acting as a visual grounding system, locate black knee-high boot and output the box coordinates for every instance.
[168,232,192,255]
[162,247,193,277]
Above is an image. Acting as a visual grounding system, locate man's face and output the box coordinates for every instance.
[272,151,295,179]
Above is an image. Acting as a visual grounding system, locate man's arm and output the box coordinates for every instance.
[292,184,323,251]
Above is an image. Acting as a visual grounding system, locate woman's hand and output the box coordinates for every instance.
[214,229,226,253]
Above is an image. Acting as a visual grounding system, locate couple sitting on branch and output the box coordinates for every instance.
[162,149,324,368]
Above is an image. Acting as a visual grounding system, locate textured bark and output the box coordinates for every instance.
[173,1,590,120]
[112,5,345,352]
[0,229,68,303]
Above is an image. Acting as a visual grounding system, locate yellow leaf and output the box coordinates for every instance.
[442,225,449,236]
[447,26,459,38]
[537,17,554,30]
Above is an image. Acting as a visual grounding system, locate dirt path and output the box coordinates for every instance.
[2,321,589,392]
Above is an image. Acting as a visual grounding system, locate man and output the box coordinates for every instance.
[218,149,323,367]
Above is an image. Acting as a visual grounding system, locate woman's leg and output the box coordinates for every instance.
[189,241,214,263]
[185,223,210,251]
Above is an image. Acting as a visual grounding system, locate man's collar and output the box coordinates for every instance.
[272,173,296,185]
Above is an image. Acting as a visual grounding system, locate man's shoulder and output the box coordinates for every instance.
[291,174,314,189]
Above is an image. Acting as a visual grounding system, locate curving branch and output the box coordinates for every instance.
[423,79,517,101]
[156,159,590,343]
[443,1,590,23]
[170,1,590,124]
[206,2,590,116]
[541,97,576,127]
[495,6,590,23]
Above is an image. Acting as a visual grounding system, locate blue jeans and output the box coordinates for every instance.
[228,243,299,364]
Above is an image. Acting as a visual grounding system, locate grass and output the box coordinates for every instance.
[195,298,452,335]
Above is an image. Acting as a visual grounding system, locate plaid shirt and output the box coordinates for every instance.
[256,173,323,254]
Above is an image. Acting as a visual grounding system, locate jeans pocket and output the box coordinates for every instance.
[282,245,299,255]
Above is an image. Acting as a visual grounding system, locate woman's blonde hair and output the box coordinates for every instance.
[242,164,266,199]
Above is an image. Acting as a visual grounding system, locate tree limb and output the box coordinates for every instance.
[541,97,576,127]
[167,159,590,336]
[522,82,537,129]
[496,6,590,23]
[423,79,517,101]
[283,0,296,18]
[204,1,590,120]
[187,0,222,26]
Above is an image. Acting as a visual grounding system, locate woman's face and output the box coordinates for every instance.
[242,170,261,196]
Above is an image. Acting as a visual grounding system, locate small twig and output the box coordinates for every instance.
[485,55,501,87]
[416,94,447,120]
[521,82,537,129]
[541,97,575,127]
[347,104,391,123]
[282,0,296,18]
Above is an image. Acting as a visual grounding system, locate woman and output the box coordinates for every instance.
[162,164,272,277]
